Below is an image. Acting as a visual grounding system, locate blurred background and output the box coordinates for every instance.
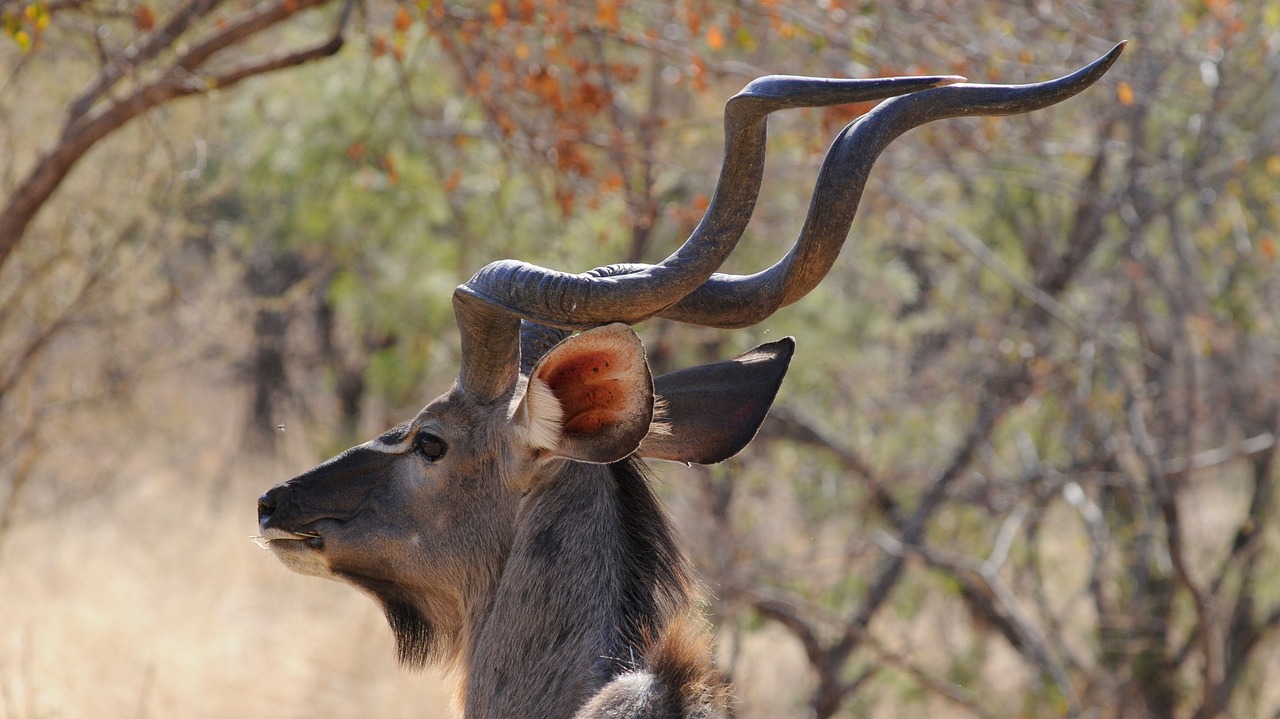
[2,1,1278,717]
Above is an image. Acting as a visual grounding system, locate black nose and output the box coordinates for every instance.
[257,490,278,523]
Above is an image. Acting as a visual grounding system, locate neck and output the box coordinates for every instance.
[462,458,692,719]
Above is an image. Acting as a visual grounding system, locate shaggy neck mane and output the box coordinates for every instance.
[464,457,696,718]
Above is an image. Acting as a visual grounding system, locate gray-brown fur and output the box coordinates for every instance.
[465,459,719,718]
[258,49,1123,718]
[575,619,733,719]
[260,328,785,717]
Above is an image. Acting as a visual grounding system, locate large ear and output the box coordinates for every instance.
[638,337,794,465]
[515,323,655,464]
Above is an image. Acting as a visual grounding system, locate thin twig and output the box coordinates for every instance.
[1160,433,1275,476]
[874,529,1083,717]
[745,587,997,719]
[65,0,229,125]
[1125,392,1225,704]
[899,193,1162,370]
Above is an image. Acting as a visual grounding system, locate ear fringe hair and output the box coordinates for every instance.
[522,375,565,451]
[647,396,673,437]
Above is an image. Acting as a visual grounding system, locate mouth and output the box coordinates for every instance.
[253,526,333,578]
[252,527,324,550]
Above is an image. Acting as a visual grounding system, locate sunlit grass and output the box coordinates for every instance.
[0,378,456,719]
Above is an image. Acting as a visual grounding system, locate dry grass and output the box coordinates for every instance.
[0,377,457,719]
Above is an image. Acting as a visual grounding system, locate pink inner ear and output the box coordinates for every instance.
[540,350,628,436]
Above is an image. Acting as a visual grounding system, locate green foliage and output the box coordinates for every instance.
[2,1,47,52]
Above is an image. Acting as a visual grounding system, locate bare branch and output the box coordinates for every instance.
[746,590,827,670]
[169,0,334,78]
[209,0,353,89]
[757,405,900,523]
[0,422,40,564]
[0,221,135,401]
[0,0,352,271]
[1125,391,1225,707]
[900,192,1162,370]
[839,389,1015,652]
[875,527,1082,717]
[1161,433,1275,476]
[65,0,228,125]
[747,585,998,719]
[856,633,997,719]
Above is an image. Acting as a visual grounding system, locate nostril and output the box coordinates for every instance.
[257,492,277,521]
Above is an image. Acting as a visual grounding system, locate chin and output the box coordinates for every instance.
[259,529,335,578]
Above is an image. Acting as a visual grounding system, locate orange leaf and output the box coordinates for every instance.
[684,6,700,36]
[690,57,708,92]
[706,26,724,51]
[444,171,462,193]
[489,1,507,27]
[1116,81,1134,106]
[1261,236,1276,260]
[556,188,574,216]
[394,6,412,32]
[496,112,517,136]
[596,0,618,29]
[134,4,156,30]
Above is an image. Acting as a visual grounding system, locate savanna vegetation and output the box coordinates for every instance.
[3,1,1279,717]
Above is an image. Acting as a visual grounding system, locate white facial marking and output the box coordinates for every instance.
[363,436,414,454]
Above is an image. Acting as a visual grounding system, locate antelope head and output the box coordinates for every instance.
[257,43,1124,718]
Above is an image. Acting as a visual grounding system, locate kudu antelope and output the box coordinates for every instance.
[257,43,1124,718]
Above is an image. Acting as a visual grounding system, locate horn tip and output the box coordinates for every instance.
[1080,40,1127,83]
[1097,40,1128,68]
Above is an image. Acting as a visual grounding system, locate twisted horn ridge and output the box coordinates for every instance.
[663,41,1127,327]
[456,74,964,400]
[454,42,1126,400]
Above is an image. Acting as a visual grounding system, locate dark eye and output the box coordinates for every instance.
[415,431,447,461]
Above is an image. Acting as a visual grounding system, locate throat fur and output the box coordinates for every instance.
[466,457,707,718]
